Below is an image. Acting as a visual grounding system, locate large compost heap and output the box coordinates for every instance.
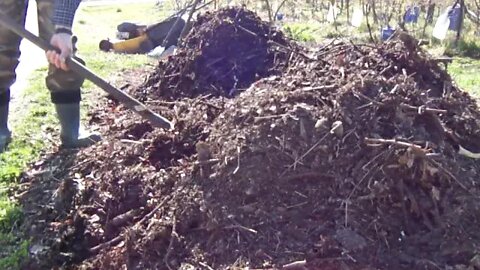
[21,7,480,270]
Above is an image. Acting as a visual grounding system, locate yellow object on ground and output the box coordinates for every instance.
[110,34,149,53]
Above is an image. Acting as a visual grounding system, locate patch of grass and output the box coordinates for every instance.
[283,23,317,42]
[0,196,23,232]
[0,67,54,269]
[0,234,29,270]
[0,189,25,270]
[449,57,480,97]
[0,69,55,183]
[0,66,56,267]
[445,38,480,59]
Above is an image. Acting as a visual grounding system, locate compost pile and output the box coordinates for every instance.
[21,7,480,270]
[141,7,290,100]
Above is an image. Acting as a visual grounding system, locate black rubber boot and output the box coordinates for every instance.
[0,103,11,153]
[55,103,101,148]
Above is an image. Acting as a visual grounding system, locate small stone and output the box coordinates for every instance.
[315,117,328,130]
[335,229,367,251]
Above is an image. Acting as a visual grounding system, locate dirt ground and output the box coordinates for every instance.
[18,7,480,270]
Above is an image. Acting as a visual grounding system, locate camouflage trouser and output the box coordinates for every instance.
[0,0,83,106]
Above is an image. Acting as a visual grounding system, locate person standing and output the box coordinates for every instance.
[0,0,100,153]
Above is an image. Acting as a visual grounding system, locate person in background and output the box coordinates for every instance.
[0,0,100,153]
[99,16,186,56]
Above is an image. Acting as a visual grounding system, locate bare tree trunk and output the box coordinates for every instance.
[263,0,273,22]
[346,0,350,22]
[331,0,339,31]
[455,0,465,47]
[386,0,398,25]
[422,0,433,37]
[364,1,376,43]
[476,0,480,33]
[427,3,436,24]
[371,0,379,24]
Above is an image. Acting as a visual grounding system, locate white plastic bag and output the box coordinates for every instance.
[148,45,176,59]
[351,7,363,27]
[327,4,339,23]
[432,7,452,40]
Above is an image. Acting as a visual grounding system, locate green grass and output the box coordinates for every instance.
[283,23,317,42]
[0,2,166,268]
[0,68,55,269]
[0,69,56,183]
[445,38,480,59]
[450,57,480,97]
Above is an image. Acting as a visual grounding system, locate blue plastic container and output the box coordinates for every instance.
[276,12,284,21]
[448,5,462,31]
[381,26,395,41]
[404,6,420,24]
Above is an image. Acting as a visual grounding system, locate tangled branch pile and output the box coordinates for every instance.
[22,7,480,270]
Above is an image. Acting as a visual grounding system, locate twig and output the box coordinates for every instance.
[179,0,204,40]
[164,216,178,270]
[162,0,192,48]
[224,225,258,234]
[365,138,430,156]
[400,104,447,114]
[145,100,179,105]
[298,85,336,92]
[286,201,309,210]
[193,158,220,166]
[254,114,288,122]
[110,209,139,227]
[282,260,307,270]
[67,159,94,171]
[120,139,143,144]
[379,64,393,75]
[89,197,169,254]
[237,24,258,37]
[233,146,241,174]
[198,262,214,270]
[354,91,384,106]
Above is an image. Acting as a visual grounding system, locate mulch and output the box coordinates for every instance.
[18,6,480,270]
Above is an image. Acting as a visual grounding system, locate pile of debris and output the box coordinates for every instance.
[20,7,480,270]
[141,7,291,100]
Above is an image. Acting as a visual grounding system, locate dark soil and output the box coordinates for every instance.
[19,7,480,270]
[140,7,291,100]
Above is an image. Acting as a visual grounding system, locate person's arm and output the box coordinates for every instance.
[52,0,82,31]
[47,0,82,70]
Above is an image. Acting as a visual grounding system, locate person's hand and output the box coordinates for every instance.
[46,33,73,71]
